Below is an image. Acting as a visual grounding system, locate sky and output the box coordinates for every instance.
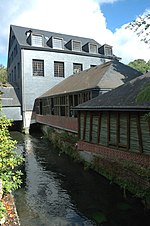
[0,0,150,67]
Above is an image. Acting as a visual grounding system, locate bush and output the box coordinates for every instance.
[0,114,24,193]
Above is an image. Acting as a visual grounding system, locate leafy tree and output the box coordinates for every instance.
[0,65,7,84]
[0,89,24,221]
[127,13,150,111]
[128,59,150,73]
[126,13,150,47]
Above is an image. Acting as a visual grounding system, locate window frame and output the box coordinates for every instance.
[73,63,83,74]
[53,37,63,49]
[89,43,97,54]
[72,40,82,52]
[31,34,44,47]
[32,59,44,76]
[104,46,112,56]
[54,61,64,77]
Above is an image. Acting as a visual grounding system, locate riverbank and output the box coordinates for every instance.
[42,125,150,209]
[1,193,20,226]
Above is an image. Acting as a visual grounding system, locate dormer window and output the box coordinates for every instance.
[89,43,97,54]
[105,46,112,56]
[72,40,82,52]
[53,37,63,49]
[32,34,43,47]
[98,44,113,56]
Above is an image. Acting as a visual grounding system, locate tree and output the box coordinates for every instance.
[0,65,7,84]
[126,13,150,47]
[128,59,150,73]
[0,89,24,222]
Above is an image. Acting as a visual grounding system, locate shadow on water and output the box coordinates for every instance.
[11,131,150,226]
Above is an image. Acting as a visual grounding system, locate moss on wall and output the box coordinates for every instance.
[42,125,150,209]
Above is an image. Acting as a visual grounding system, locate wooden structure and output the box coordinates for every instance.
[34,60,142,118]
[75,72,150,154]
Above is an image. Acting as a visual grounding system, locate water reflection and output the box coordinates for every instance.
[11,132,150,226]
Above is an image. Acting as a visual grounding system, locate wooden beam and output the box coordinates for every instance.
[83,111,87,140]
[107,112,110,146]
[136,112,143,153]
[116,112,120,148]
[127,112,130,151]
[148,119,150,134]
[89,112,93,142]
[97,112,101,143]
[78,111,80,139]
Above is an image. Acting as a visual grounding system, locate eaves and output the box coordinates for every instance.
[74,106,150,112]
[20,45,117,60]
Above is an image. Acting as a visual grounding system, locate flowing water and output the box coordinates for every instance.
[11,131,150,226]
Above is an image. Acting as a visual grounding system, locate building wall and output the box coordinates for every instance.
[1,107,22,121]
[7,32,111,131]
[79,111,150,155]
[21,49,105,111]
[8,39,22,89]
[36,114,78,133]
[18,48,107,131]
[77,141,150,167]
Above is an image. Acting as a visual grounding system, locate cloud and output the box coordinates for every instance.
[0,0,149,66]
[94,0,119,3]
[112,25,150,63]
[112,9,150,63]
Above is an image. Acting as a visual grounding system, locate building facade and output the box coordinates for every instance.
[75,72,150,155]
[7,25,117,132]
[34,60,142,132]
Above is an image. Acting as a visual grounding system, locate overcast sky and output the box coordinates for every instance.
[0,0,150,66]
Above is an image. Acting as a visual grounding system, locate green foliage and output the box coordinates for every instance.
[45,127,81,161]
[0,201,7,220]
[135,82,150,104]
[126,13,150,47]
[0,114,24,193]
[128,59,150,73]
[144,113,150,121]
[0,91,24,194]
[0,65,7,84]
[93,212,107,224]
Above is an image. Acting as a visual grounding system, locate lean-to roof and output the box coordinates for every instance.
[75,72,150,111]
[39,60,142,98]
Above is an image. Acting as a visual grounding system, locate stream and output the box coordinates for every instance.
[11,131,150,226]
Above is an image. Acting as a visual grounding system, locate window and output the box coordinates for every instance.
[105,47,112,56]
[32,60,44,76]
[54,61,64,77]
[14,44,18,57]
[53,37,63,49]
[11,70,13,81]
[14,66,16,81]
[72,40,82,51]
[73,63,82,74]
[17,62,20,79]
[32,34,43,47]
[89,43,97,53]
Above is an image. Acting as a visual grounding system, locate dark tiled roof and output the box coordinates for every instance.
[0,84,21,107]
[39,60,142,98]
[11,25,101,53]
[75,72,150,110]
